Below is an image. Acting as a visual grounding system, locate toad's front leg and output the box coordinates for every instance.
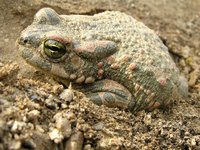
[75,79,136,109]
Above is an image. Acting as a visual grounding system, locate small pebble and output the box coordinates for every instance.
[191,137,197,146]
[11,121,26,132]
[45,98,58,110]
[65,131,84,150]
[9,140,21,150]
[27,110,40,121]
[35,125,45,133]
[59,83,74,102]
[143,113,152,125]
[93,122,104,130]
[61,103,68,109]
[48,128,64,143]
[54,114,72,137]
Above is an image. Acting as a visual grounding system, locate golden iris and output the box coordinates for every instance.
[43,39,66,59]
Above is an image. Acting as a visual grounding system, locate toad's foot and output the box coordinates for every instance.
[74,79,170,112]
[75,79,134,109]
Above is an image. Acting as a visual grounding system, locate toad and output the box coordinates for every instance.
[18,8,188,112]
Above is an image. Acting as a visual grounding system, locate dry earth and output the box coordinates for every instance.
[0,0,200,149]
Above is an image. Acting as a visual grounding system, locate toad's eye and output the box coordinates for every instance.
[43,39,66,59]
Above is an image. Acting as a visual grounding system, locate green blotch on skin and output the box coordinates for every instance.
[21,48,34,60]
[35,59,52,71]
[103,92,115,104]
[87,93,103,106]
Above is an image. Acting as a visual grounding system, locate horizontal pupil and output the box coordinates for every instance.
[47,45,61,51]
[43,40,68,59]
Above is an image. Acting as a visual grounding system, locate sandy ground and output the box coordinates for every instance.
[0,0,200,149]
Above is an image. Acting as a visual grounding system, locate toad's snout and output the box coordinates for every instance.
[18,33,41,48]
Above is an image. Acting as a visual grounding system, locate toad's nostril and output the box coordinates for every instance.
[24,39,28,43]
[18,34,41,48]
[19,37,28,45]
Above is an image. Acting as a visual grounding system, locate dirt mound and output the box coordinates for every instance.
[0,62,199,149]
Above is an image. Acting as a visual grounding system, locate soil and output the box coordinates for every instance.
[0,0,200,149]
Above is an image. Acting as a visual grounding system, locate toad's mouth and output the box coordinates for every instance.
[18,44,52,72]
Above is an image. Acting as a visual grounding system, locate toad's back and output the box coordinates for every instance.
[18,8,188,112]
